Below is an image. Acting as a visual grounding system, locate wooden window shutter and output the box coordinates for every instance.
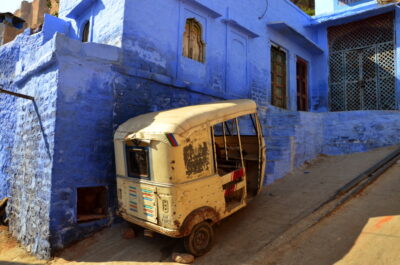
[271,46,287,109]
[183,18,205,63]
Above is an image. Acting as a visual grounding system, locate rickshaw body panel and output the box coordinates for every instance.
[114,100,265,238]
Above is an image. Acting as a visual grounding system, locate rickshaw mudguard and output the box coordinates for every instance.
[179,206,220,237]
[119,206,220,238]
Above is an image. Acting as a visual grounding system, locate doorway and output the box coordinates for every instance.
[296,57,308,111]
[328,12,396,111]
[271,46,287,109]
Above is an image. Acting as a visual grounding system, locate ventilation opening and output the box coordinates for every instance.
[77,186,107,223]
[82,21,90,43]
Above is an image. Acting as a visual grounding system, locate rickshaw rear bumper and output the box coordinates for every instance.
[119,212,183,238]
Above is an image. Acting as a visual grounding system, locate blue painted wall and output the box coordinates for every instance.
[323,111,400,155]
[264,108,400,182]
[2,0,400,259]
[0,26,54,200]
[1,30,59,258]
[315,0,377,15]
[0,41,19,199]
[59,0,124,46]
[49,34,121,250]
[120,0,324,110]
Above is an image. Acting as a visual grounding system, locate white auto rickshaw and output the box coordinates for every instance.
[114,99,266,256]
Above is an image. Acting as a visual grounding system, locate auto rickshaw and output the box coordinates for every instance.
[114,99,266,256]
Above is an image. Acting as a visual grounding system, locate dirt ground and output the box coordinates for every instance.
[0,145,399,265]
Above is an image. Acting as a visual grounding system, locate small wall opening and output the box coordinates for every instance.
[77,186,107,223]
[82,21,90,43]
[182,18,205,63]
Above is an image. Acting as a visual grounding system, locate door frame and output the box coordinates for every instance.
[296,56,309,111]
[271,44,288,109]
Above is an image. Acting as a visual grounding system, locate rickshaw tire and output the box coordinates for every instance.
[183,221,214,257]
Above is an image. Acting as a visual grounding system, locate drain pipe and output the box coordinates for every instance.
[0,85,34,100]
[258,0,269,19]
[1,85,51,159]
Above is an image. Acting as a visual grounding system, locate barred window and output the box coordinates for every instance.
[183,18,205,63]
[328,13,396,111]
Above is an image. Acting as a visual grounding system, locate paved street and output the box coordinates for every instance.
[1,146,399,265]
[251,155,400,265]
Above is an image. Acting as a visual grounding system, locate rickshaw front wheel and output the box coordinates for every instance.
[184,221,214,257]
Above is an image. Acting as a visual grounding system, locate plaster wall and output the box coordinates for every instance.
[264,107,400,183]
[315,0,377,15]
[59,0,87,16]
[49,34,121,250]
[312,24,329,111]
[0,42,20,199]
[59,0,124,47]
[0,14,71,255]
[121,0,324,111]
[1,33,60,258]
[0,29,46,199]
[2,0,400,259]
[16,1,33,27]
[264,107,324,183]
[0,29,122,256]
[6,66,58,259]
[1,26,24,46]
[323,111,400,155]
[31,0,45,27]
[0,24,4,45]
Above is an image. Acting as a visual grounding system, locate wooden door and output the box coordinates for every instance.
[271,46,287,109]
[296,57,308,111]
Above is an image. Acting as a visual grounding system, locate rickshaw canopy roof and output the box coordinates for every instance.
[115,99,257,143]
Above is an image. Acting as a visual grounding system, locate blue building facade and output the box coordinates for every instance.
[1,0,400,258]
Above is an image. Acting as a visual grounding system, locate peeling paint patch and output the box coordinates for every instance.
[125,40,167,69]
[183,142,210,177]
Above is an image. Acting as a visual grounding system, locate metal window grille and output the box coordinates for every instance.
[328,13,396,111]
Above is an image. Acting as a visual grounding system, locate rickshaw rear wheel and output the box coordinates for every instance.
[184,221,214,257]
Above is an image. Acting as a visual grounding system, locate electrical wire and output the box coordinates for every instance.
[258,0,269,19]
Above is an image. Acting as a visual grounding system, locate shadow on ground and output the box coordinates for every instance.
[252,161,400,265]
[1,146,399,265]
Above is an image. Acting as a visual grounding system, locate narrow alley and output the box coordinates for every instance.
[1,146,399,265]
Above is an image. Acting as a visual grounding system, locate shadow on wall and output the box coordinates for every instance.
[32,100,51,159]
[70,0,105,41]
[0,263,45,265]
[46,161,400,265]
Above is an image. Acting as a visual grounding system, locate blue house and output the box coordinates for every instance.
[1,0,400,258]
